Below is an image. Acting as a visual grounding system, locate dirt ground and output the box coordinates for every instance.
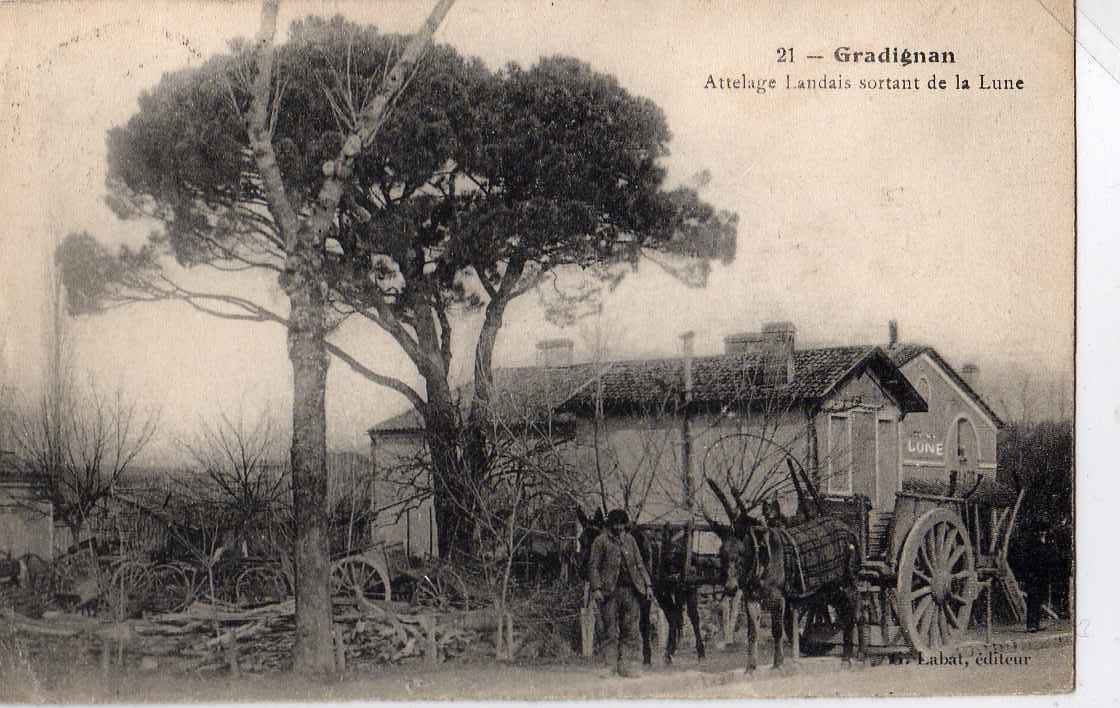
[0,621,1074,702]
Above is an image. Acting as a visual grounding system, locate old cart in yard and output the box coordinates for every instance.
[702,431,1026,659]
[57,489,398,617]
[801,476,1025,658]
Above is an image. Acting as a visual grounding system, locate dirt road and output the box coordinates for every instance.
[1,628,1073,702]
[659,641,1075,699]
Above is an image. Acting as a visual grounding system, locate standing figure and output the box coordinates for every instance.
[1022,527,1056,632]
[588,509,655,677]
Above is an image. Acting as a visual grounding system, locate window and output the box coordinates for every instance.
[955,416,979,467]
[917,376,932,408]
[827,414,853,495]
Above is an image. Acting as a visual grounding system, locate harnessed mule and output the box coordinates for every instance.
[720,515,862,671]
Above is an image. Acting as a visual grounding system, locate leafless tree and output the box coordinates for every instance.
[576,309,629,364]
[997,367,1041,426]
[10,380,159,546]
[178,410,289,537]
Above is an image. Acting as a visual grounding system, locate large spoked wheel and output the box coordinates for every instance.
[409,567,470,611]
[104,561,151,620]
[331,556,392,610]
[235,565,290,607]
[145,563,194,614]
[896,508,977,655]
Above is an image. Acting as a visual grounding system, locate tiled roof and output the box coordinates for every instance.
[886,343,930,368]
[370,364,605,433]
[886,344,1004,428]
[370,345,926,434]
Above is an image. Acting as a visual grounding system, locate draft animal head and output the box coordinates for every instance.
[719,524,760,596]
[761,494,784,527]
[575,507,606,579]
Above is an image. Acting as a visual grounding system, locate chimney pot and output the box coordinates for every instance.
[960,363,979,389]
[536,338,574,367]
[679,331,695,357]
[725,322,796,383]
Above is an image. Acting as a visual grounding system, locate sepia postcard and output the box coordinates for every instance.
[0,0,1082,702]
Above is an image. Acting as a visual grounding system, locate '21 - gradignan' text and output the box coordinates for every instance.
[703,46,1026,94]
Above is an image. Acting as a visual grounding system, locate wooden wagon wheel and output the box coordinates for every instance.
[47,549,96,597]
[331,556,392,609]
[235,565,290,607]
[103,560,151,620]
[896,508,977,655]
[409,567,469,611]
[145,563,194,614]
[700,432,811,521]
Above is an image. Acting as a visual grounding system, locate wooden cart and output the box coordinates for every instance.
[802,479,1025,657]
[700,431,1025,658]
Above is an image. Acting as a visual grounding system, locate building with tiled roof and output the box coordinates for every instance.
[0,451,53,560]
[368,321,1014,559]
[887,343,1004,429]
[883,334,1004,503]
[371,344,927,434]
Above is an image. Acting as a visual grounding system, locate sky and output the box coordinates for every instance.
[0,0,1081,460]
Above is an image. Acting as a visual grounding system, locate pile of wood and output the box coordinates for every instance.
[0,596,499,674]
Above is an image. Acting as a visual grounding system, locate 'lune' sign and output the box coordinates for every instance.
[904,431,944,460]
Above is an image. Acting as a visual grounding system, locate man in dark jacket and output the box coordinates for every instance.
[1020,526,1058,632]
[589,509,655,677]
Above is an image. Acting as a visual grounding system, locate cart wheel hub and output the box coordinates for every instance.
[931,569,950,602]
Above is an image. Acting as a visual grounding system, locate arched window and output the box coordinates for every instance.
[955,417,979,468]
[916,376,932,409]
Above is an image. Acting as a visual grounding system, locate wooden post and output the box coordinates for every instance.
[100,638,111,677]
[494,609,504,659]
[806,406,820,492]
[505,612,515,658]
[334,626,347,672]
[655,606,670,660]
[226,636,240,679]
[425,616,439,666]
[580,606,595,657]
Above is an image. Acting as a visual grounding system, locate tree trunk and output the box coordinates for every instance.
[438,287,513,559]
[67,516,84,552]
[288,278,334,674]
[423,382,477,561]
[245,0,459,672]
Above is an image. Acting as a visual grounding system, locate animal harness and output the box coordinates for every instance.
[774,517,856,597]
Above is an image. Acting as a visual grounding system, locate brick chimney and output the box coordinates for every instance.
[960,363,979,389]
[724,322,795,383]
[679,331,695,357]
[761,321,796,383]
[680,331,695,399]
[536,338,574,367]
[724,331,765,355]
[888,319,899,348]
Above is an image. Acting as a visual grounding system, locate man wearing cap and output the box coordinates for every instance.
[588,508,655,677]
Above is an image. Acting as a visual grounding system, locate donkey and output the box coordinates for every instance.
[575,508,706,664]
[706,480,861,672]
